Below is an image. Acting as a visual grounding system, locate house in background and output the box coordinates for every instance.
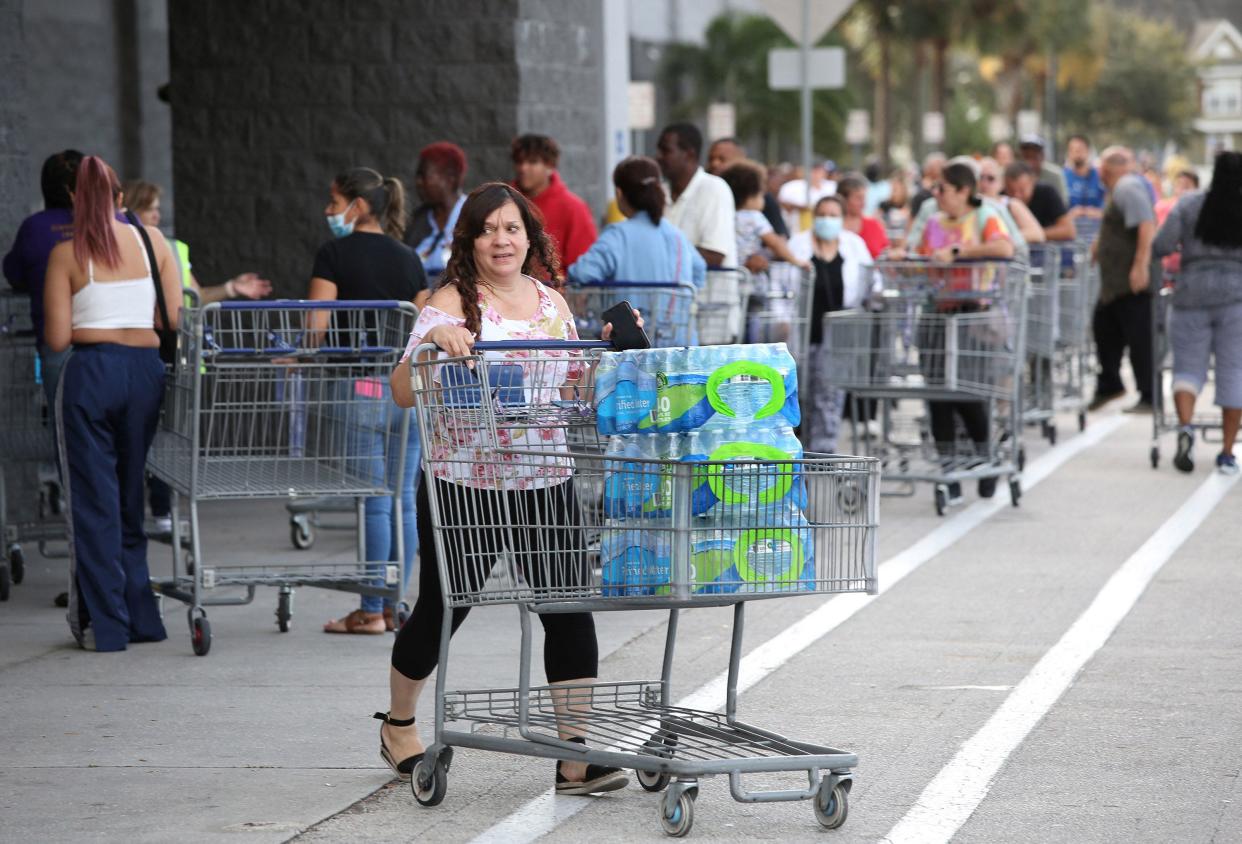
[1190,18,1242,162]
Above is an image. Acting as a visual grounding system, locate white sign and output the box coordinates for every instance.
[845,109,870,145]
[707,102,736,141]
[1017,109,1041,138]
[760,0,853,46]
[922,111,945,146]
[768,47,846,91]
[988,114,1011,143]
[628,81,655,131]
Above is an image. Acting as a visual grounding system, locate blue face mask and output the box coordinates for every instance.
[326,200,356,239]
[813,215,843,241]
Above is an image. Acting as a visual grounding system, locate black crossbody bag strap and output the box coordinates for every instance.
[124,210,176,363]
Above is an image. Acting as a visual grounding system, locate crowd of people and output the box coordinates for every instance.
[4,120,1242,790]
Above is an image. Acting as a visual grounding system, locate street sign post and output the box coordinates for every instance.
[767,47,846,90]
[707,102,736,142]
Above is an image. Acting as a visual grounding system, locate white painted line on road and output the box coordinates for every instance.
[471,415,1128,844]
[882,469,1240,844]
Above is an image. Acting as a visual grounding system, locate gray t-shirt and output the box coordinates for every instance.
[1098,174,1155,303]
[1112,174,1155,228]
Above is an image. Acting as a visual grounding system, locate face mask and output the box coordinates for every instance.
[813,215,843,241]
[326,200,356,238]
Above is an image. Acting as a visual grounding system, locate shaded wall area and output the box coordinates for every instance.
[170,0,606,297]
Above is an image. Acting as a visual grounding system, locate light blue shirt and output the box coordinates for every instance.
[567,211,706,288]
[414,194,465,276]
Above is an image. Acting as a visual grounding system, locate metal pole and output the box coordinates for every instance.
[800,0,812,205]
[1045,48,1058,162]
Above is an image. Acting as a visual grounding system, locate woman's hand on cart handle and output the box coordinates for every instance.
[426,324,477,360]
[600,307,644,342]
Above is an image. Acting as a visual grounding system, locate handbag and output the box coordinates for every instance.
[125,210,177,364]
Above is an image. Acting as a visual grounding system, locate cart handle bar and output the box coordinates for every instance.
[569,280,695,289]
[212,299,415,310]
[471,340,614,352]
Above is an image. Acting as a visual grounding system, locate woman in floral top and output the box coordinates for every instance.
[379,183,640,796]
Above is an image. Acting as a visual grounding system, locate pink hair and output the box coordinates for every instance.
[73,156,122,270]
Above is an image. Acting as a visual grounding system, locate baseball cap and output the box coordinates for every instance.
[1018,133,1045,149]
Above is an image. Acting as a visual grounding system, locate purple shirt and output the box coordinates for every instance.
[3,208,75,345]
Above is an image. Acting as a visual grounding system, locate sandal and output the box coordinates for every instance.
[373,711,423,782]
[554,736,629,795]
[323,609,385,635]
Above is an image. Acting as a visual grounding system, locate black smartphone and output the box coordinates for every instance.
[600,300,650,351]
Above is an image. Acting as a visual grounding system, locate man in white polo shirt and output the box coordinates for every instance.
[656,123,742,342]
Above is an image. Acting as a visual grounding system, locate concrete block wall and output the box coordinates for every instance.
[0,0,30,246]
[170,0,605,297]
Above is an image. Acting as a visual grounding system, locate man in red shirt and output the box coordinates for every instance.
[511,134,598,269]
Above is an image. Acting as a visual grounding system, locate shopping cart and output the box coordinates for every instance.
[698,267,750,345]
[746,262,814,374]
[565,280,698,347]
[824,259,1028,515]
[1053,240,1095,433]
[0,291,68,600]
[406,338,879,835]
[1023,244,1062,443]
[1149,281,1217,468]
[146,300,418,654]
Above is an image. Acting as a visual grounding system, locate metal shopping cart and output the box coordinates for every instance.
[565,281,698,347]
[746,261,814,374]
[0,291,68,600]
[698,267,750,345]
[824,259,1028,515]
[1053,239,1096,433]
[406,338,879,836]
[1149,282,1218,468]
[146,300,417,654]
[1023,244,1062,443]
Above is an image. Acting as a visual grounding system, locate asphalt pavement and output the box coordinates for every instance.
[2,402,1239,844]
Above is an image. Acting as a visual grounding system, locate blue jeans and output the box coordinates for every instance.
[341,378,420,613]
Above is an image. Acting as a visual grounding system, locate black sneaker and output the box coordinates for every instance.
[977,476,998,498]
[1173,429,1194,473]
[1088,389,1125,411]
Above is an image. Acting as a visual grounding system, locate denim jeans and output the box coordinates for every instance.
[340,378,420,613]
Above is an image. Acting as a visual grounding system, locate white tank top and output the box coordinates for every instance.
[72,225,158,330]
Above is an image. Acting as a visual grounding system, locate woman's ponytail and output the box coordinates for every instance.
[382,176,406,241]
[73,156,122,270]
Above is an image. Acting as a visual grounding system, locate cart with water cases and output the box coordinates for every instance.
[146,300,418,653]
[745,261,815,378]
[0,290,69,600]
[565,280,699,348]
[406,338,880,836]
[823,259,1029,515]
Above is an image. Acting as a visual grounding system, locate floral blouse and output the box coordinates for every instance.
[402,276,584,491]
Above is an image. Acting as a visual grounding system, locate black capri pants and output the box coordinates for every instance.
[391,474,598,683]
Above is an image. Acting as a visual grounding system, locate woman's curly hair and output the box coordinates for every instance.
[440,182,563,335]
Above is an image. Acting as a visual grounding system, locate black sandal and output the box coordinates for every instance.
[373,711,423,782]
[555,736,629,795]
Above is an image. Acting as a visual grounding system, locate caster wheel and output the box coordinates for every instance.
[1078,412,1087,432]
[934,485,947,517]
[1009,479,1022,507]
[184,553,195,577]
[10,546,24,585]
[637,766,671,792]
[1047,425,1057,446]
[190,614,211,656]
[290,517,314,550]
[814,781,849,829]
[276,591,293,632]
[1150,446,1159,469]
[836,480,863,516]
[0,563,11,602]
[1017,447,1026,472]
[412,751,452,807]
[659,791,695,837]
[394,601,411,632]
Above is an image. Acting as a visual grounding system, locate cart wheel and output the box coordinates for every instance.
[276,591,293,632]
[1017,447,1026,472]
[814,781,849,829]
[184,552,195,577]
[412,754,450,807]
[1047,424,1058,446]
[190,613,211,656]
[290,517,314,550]
[10,546,25,585]
[637,766,671,793]
[1150,446,1159,469]
[0,563,10,602]
[836,480,863,516]
[1078,412,1087,432]
[659,791,695,837]
[394,601,411,632]
[1009,479,1022,507]
[934,485,947,517]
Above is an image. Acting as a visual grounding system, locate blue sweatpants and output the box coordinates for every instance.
[57,344,168,651]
